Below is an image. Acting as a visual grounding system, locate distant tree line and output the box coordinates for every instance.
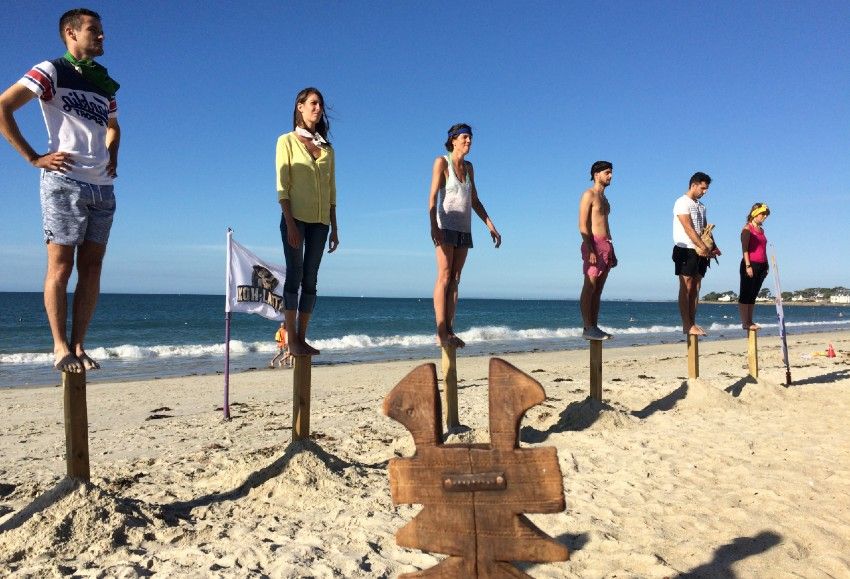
[703,287,848,302]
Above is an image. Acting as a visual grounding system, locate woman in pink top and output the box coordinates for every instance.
[738,203,770,330]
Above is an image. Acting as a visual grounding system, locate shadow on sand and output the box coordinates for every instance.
[724,376,758,397]
[790,369,849,387]
[675,530,782,578]
[515,531,589,573]
[161,439,385,523]
[521,397,615,443]
[631,382,689,418]
[0,477,81,533]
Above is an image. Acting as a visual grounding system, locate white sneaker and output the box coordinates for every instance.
[582,327,607,341]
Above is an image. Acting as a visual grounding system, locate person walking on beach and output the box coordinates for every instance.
[672,172,720,336]
[429,123,501,348]
[269,321,292,368]
[579,161,617,340]
[738,203,770,331]
[0,8,120,373]
[276,87,339,357]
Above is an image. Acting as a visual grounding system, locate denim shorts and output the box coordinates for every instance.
[40,171,116,245]
[439,228,473,248]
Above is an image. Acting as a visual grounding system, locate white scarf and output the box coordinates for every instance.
[295,127,327,148]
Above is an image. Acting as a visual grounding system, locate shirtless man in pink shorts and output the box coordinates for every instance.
[578,161,617,340]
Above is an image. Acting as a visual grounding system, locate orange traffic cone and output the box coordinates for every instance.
[826,343,836,358]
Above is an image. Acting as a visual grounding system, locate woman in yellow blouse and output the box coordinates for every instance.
[276,87,339,356]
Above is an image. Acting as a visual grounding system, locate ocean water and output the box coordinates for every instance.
[0,292,847,388]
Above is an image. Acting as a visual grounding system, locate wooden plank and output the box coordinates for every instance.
[386,358,569,578]
[292,356,312,441]
[384,363,443,448]
[487,358,545,450]
[441,346,459,428]
[748,328,759,379]
[589,340,602,401]
[687,334,699,378]
[63,370,90,481]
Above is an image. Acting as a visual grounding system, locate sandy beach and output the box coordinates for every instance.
[1,330,848,577]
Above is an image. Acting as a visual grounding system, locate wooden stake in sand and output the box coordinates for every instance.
[748,328,759,379]
[441,345,460,428]
[384,358,569,578]
[292,356,312,441]
[688,334,699,379]
[62,370,90,481]
[589,340,603,401]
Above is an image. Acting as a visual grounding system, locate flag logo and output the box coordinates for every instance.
[226,232,287,321]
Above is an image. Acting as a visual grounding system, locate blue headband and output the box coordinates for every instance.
[448,127,472,138]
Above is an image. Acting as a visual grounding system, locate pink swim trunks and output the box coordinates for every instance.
[581,237,612,278]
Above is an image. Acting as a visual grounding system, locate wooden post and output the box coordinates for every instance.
[687,334,699,379]
[441,345,459,428]
[63,370,90,481]
[589,340,602,402]
[292,356,312,441]
[748,328,759,379]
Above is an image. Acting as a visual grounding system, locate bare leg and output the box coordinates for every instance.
[433,244,455,347]
[689,277,705,335]
[679,275,705,335]
[284,309,310,356]
[70,240,106,370]
[270,348,285,367]
[45,243,81,372]
[678,275,691,334]
[446,247,468,347]
[590,271,608,328]
[740,303,758,330]
[297,311,319,355]
[580,274,597,330]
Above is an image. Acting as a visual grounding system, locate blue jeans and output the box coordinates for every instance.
[279,215,329,313]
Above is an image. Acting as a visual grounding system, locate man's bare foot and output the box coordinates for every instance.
[748,323,760,331]
[76,350,100,370]
[54,351,83,373]
[449,333,466,348]
[688,325,707,336]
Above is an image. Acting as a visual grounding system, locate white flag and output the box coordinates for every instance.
[225,230,287,321]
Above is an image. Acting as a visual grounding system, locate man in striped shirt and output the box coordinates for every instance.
[0,8,120,373]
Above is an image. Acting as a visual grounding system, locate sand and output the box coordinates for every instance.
[1,331,849,577]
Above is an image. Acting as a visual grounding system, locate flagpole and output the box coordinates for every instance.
[770,245,792,386]
[224,228,233,420]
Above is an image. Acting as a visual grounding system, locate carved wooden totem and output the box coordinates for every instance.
[384,358,569,577]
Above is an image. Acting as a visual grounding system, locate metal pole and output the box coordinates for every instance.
[223,311,232,420]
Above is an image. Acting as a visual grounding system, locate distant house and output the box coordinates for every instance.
[755,295,772,302]
[792,294,806,302]
[831,294,850,304]
[717,294,735,302]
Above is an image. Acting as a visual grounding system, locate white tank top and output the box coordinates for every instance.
[436,154,472,233]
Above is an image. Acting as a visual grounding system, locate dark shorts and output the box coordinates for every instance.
[672,245,708,278]
[738,260,769,304]
[440,228,473,248]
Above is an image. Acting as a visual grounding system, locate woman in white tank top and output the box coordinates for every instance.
[428,123,501,348]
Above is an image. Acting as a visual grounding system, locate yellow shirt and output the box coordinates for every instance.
[276,131,336,225]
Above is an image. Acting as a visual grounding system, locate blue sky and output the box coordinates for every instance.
[1,1,848,300]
